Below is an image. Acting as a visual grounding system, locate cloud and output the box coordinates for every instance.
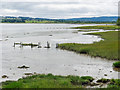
[0,0,119,19]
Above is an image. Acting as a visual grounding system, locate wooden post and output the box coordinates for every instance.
[20,42,23,48]
[13,42,15,47]
[38,42,40,46]
[38,42,41,48]
[31,42,33,48]
[56,43,59,48]
[47,41,50,48]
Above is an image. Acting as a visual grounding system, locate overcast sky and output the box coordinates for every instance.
[0,0,119,19]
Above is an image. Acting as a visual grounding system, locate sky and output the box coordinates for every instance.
[0,0,119,19]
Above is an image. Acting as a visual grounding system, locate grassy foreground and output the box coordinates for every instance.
[74,25,120,30]
[2,74,94,88]
[97,78,120,88]
[2,74,120,88]
[59,31,119,60]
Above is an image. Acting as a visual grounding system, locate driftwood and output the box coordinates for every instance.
[18,65,30,69]
[13,42,41,48]
[13,42,57,48]
[24,73,33,76]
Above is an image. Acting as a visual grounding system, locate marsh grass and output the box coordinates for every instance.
[96,78,120,88]
[2,74,120,88]
[59,31,119,60]
[78,30,99,32]
[108,79,120,88]
[74,25,120,30]
[2,74,94,88]
[97,78,110,83]
[113,61,120,68]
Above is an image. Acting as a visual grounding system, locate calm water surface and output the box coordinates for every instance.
[0,24,119,82]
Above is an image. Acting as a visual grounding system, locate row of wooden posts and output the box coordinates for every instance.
[13,42,59,48]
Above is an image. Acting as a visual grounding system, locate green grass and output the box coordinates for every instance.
[97,78,110,83]
[2,74,94,88]
[74,25,120,30]
[2,74,120,88]
[108,79,120,88]
[59,31,119,60]
[25,20,56,23]
[78,30,99,32]
[97,78,120,88]
[113,61,120,68]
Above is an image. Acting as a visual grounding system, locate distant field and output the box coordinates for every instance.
[25,20,56,23]
[74,25,120,30]
[59,31,119,60]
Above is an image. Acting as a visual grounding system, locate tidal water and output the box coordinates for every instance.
[0,23,119,82]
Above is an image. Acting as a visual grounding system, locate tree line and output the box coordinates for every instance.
[1,18,25,23]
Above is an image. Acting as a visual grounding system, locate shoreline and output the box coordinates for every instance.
[73,25,120,30]
[1,73,120,88]
[0,22,116,24]
[58,31,119,60]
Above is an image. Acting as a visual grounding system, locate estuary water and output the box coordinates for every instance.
[0,23,119,82]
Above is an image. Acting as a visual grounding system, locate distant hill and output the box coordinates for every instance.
[63,16,118,22]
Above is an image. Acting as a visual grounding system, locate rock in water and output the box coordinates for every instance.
[2,75,8,78]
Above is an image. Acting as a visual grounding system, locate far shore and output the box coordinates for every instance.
[0,22,116,24]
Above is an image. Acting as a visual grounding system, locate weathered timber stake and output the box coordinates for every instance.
[47,41,50,48]
[38,42,41,48]
[13,42,15,47]
[31,42,33,48]
[56,43,59,48]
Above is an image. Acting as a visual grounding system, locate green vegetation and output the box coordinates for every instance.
[107,79,120,88]
[25,20,116,24]
[1,18,25,23]
[59,31,119,60]
[1,18,116,24]
[97,78,120,88]
[117,18,120,26]
[2,74,94,88]
[25,20,56,23]
[78,30,99,32]
[2,74,120,88]
[113,61,120,68]
[74,25,120,30]
[97,78,110,83]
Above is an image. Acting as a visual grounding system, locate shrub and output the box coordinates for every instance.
[97,78,110,83]
[113,61,120,68]
[81,76,94,82]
